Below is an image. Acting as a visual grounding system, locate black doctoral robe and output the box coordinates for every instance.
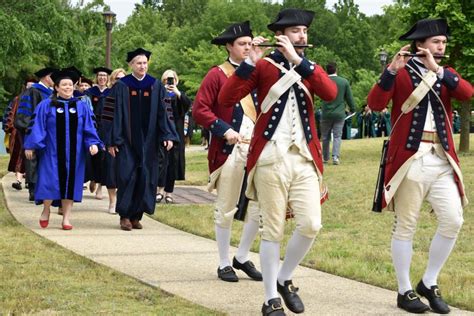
[109,74,178,219]
[85,86,116,188]
[158,90,191,189]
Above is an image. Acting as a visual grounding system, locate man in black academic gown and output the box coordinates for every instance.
[108,48,179,231]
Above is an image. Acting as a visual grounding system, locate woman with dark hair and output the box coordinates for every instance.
[24,68,103,230]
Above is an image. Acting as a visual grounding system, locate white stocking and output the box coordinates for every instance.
[235,219,259,263]
[391,238,413,294]
[215,225,231,268]
[260,240,280,304]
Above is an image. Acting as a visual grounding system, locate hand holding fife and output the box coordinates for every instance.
[416,47,439,73]
[274,35,302,66]
[249,36,270,64]
[388,44,411,72]
[224,129,242,145]
[25,149,35,160]
[108,146,119,157]
[89,145,98,156]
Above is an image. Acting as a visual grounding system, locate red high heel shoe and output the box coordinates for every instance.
[39,209,50,228]
[39,219,49,228]
[62,224,73,230]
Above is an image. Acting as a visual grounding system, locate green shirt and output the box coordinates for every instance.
[321,75,356,120]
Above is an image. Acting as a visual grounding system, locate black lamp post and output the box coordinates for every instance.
[102,10,116,69]
[379,49,388,73]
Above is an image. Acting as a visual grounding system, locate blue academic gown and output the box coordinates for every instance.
[23,97,103,203]
[109,74,178,220]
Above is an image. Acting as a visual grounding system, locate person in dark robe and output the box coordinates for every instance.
[23,68,103,230]
[85,67,114,207]
[376,108,392,137]
[156,69,191,204]
[15,67,56,201]
[3,77,36,190]
[107,48,179,231]
[357,104,377,138]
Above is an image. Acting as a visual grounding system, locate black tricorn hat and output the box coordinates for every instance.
[211,21,253,46]
[34,67,57,78]
[93,67,112,75]
[267,8,315,32]
[399,18,450,41]
[51,68,81,85]
[126,48,151,63]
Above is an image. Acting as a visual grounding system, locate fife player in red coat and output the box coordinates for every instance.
[368,18,473,314]
[219,9,336,315]
[193,21,263,284]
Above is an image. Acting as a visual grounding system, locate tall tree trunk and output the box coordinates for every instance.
[458,100,471,152]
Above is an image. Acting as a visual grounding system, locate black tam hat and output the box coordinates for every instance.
[399,18,449,41]
[93,67,112,75]
[51,68,81,85]
[211,21,253,45]
[267,8,315,32]
[80,76,94,86]
[126,48,152,63]
[34,67,57,79]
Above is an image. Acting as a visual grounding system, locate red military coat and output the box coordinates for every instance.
[218,50,337,183]
[193,65,237,173]
[368,62,473,210]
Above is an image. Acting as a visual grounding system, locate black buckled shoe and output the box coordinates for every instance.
[232,257,263,281]
[277,280,304,314]
[12,181,22,190]
[262,298,286,316]
[397,290,430,313]
[217,266,238,282]
[416,280,450,314]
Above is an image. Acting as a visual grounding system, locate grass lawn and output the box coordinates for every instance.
[0,156,222,315]
[154,135,474,311]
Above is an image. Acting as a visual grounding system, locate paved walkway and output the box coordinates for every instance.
[2,173,472,315]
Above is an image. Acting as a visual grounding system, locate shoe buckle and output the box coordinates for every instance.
[288,284,299,293]
[407,292,418,301]
[271,303,283,311]
[434,288,441,298]
[222,266,232,273]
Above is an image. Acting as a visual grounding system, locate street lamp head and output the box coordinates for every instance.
[102,10,116,30]
[379,49,388,65]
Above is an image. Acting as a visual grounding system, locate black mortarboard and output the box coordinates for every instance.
[80,76,94,86]
[63,66,82,78]
[267,8,315,32]
[399,18,450,41]
[211,21,253,46]
[51,68,81,85]
[93,67,112,75]
[126,48,152,63]
[34,67,57,78]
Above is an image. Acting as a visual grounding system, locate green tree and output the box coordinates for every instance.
[0,0,105,107]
